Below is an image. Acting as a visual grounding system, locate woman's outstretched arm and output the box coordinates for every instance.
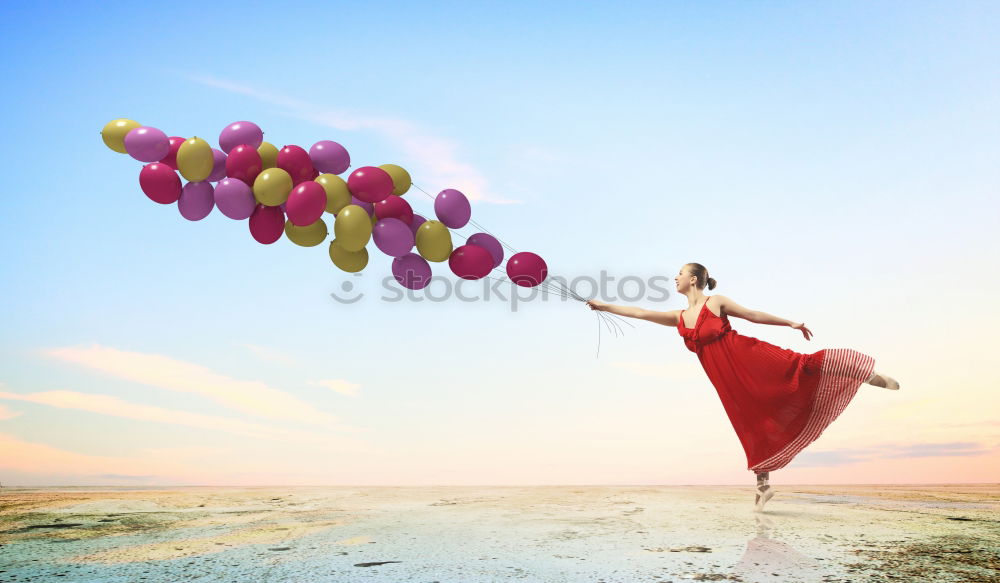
[716,295,812,340]
[585,300,681,327]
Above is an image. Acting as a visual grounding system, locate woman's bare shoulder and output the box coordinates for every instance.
[710,295,756,320]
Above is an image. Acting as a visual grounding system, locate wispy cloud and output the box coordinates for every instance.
[0,389,304,440]
[41,344,342,426]
[309,379,361,397]
[0,432,192,481]
[0,388,383,458]
[793,441,994,467]
[96,473,156,481]
[880,442,991,459]
[190,74,522,205]
[239,343,298,366]
[0,403,22,420]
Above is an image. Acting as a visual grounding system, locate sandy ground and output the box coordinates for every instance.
[0,484,997,582]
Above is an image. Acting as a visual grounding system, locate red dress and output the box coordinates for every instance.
[678,297,875,473]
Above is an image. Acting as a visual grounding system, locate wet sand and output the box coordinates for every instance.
[1,484,997,582]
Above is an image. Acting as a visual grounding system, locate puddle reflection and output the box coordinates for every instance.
[731,513,824,582]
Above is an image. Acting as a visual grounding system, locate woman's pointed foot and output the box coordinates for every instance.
[868,372,900,391]
[753,485,774,512]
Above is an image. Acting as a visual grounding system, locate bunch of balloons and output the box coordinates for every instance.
[101,118,548,291]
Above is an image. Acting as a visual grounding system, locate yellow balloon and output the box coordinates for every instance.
[253,168,293,206]
[379,164,412,195]
[258,141,279,169]
[176,136,214,182]
[316,173,352,214]
[415,219,453,262]
[101,119,141,154]
[284,218,328,247]
[333,205,373,252]
[329,239,369,273]
[370,213,378,228]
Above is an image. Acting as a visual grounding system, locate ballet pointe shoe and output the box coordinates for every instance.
[868,372,900,391]
[753,485,774,512]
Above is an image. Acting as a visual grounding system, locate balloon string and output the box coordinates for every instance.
[482,275,577,301]
[407,182,633,352]
[411,183,520,255]
[407,185,579,302]
[596,310,601,358]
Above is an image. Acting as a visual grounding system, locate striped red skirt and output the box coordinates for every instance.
[680,308,875,472]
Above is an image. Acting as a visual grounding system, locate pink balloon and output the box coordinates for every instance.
[467,233,504,268]
[350,196,374,216]
[285,181,326,226]
[207,148,227,182]
[372,218,415,257]
[506,251,548,287]
[449,244,494,280]
[374,195,414,225]
[409,213,427,236]
[219,121,264,154]
[139,163,182,204]
[125,126,171,162]
[178,182,215,221]
[347,166,393,203]
[434,188,471,229]
[309,140,350,174]
[226,144,262,185]
[277,145,315,185]
[249,204,285,244]
[159,136,185,170]
[392,253,432,290]
[214,178,255,220]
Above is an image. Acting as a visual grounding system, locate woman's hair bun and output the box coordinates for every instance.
[686,263,716,290]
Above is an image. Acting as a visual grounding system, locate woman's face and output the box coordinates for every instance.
[675,266,696,292]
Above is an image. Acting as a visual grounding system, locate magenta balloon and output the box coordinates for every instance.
[285,181,326,226]
[466,233,504,269]
[125,126,171,162]
[350,196,374,216]
[277,145,315,185]
[309,140,350,174]
[374,195,413,225]
[207,148,227,182]
[434,188,471,228]
[392,252,432,290]
[372,218,415,257]
[409,213,427,236]
[138,163,182,204]
[214,178,255,220]
[347,166,393,203]
[506,251,548,287]
[449,244,493,280]
[178,181,215,221]
[159,136,185,170]
[219,121,263,154]
[225,144,262,185]
[249,204,285,244]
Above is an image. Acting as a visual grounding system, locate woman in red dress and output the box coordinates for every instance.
[586,262,900,511]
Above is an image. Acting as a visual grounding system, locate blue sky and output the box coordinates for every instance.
[0,1,998,485]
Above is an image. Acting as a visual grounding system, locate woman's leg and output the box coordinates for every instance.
[754,471,774,511]
[755,471,770,495]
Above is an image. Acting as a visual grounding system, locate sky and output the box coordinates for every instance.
[0,1,998,486]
